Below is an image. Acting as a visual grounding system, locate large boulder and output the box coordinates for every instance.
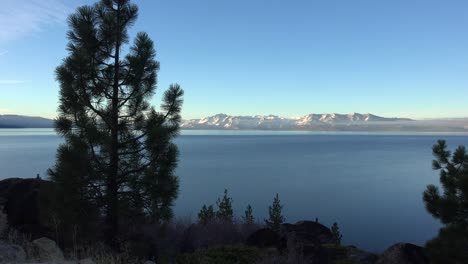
[376,243,429,264]
[0,178,55,239]
[246,220,335,251]
[246,220,336,263]
[281,220,335,246]
[32,237,65,262]
[0,240,26,262]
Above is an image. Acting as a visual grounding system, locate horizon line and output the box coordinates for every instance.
[2,112,468,121]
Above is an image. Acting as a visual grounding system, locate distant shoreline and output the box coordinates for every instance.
[2,127,468,137]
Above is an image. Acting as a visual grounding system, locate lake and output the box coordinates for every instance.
[1,129,466,252]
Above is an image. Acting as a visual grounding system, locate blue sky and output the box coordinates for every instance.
[1,0,468,120]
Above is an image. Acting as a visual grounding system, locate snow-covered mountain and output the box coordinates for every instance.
[181,113,413,130]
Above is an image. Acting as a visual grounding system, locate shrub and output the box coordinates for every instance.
[176,246,264,264]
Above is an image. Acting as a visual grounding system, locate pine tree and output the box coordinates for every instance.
[198,205,215,225]
[422,140,468,263]
[216,189,234,222]
[265,193,285,232]
[48,0,183,246]
[331,222,342,245]
[242,204,254,225]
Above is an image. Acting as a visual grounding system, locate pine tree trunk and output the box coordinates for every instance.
[106,3,122,248]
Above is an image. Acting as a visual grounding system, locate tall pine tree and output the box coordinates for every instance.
[423,140,468,263]
[48,0,184,246]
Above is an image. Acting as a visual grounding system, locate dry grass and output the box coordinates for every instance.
[5,228,36,260]
[63,241,146,264]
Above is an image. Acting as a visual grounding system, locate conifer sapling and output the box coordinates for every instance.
[216,189,234,222]
[198,205,215,224]
[265,193,285,232]
[331,222,343,245]
[243,204,254,225]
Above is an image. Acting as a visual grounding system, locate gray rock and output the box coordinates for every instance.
[143,261,156,264]
[377,243,429,264]
[0,240,27,262]
[32,237,64,262]
[281,220,335,246]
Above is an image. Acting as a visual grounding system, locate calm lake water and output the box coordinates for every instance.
[1,128,466,252]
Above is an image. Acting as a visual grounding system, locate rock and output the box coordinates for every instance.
[143,261,156,264]
[247,220,335,252]
[281,221,336,263]
[0,178,55,239]
[32,237,64,261]
[246,228,284,249]
[377,243,429,264]
[0,240,27,262]
[281,220,335,246]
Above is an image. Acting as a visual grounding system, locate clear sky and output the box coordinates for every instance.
[1,0,468,120]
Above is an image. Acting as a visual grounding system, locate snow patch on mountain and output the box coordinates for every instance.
[181,113,412,130]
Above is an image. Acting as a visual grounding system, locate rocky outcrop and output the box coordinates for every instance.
[0,240,26,262]
[246,221,409,264]
[32,237,65,262]
[376,243,429,264]
[0,178,55,239]
[246,220,337,263]
[281,220,335,246]
[246,220,335,251]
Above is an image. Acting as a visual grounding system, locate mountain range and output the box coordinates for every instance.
[181,113,468,132]
[2,113,468,132]
[181,113,414,130]
[0,115,54,128]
